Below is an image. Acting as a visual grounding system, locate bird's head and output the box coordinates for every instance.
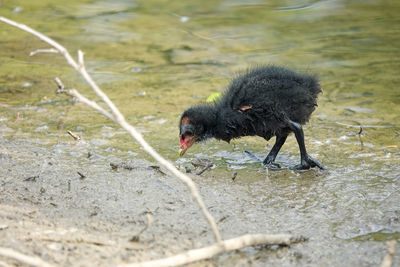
[178,116,204,156]
[178,105,217,156]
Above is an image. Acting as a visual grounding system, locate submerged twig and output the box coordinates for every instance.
[130,213,153,242]
[77,171,86,179]
[357,127,364,151]
[23,160,46,182]
[231,172,237,181]
[23,175,38,182]
[196,163,213,175]
[148,165,166,176]
[110,162,138,171]
[335,122,393,129]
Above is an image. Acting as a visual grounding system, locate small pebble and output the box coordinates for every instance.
[180,16,190,23]
[13,6,23,13]
[185,166,192,173]
[22,82,32,88]
[130,67,143,73]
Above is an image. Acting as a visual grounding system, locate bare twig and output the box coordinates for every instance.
[29,48,59,56]
[78,50,85,69]
[0,15,221,244]
[0,259,13,267]
[380,240,397,267]
[55,77,115,121]
[77,171,86,179]
[54,76,66,91]
[31,236,115,247]
[120,234,306,267]
[67,130,81,141]
[0,247,54,267]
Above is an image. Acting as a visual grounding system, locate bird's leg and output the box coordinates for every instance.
[263,133,288,168]
[287,120,326,170]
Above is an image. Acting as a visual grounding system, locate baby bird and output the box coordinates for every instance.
[179,66,325,170]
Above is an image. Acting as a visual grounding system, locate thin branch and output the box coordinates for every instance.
[0,259,13,267]
[120,234,306,267]
[54,77,115,121]
[29,48,59,56]
[67,130,81,141]
[0,15,221,244]
[54,76,66,90]
[380,240,397,267]
[0,247,54,267]
[78,50,84,69]
[0,17,79,70]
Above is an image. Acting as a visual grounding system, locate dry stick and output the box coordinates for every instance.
[121,234,306,267]
[380,240,397,267]
[0,259,13,267]
[67,130,81,141]
[0,247,54,267]
[29,48,59,56]
[54,77,114,121]
[0,16,221,244]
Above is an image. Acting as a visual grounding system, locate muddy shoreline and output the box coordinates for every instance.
[0,136,395,266]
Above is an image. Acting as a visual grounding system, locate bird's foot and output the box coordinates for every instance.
[262,157,281,169]
[290,155,326,171]
[263,162,281,169]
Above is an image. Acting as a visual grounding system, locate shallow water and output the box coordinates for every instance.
[1,0,400,264]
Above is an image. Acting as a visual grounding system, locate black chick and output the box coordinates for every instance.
[179,65,325,170]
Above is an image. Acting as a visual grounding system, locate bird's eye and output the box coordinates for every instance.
[181,131,192,141]
[184,130,193,136]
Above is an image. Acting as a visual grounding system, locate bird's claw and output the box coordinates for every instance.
[262,157,281,169]
[291,155,326,171]
[263,162,281,169]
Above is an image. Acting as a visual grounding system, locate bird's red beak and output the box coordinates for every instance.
[179,135,196,156]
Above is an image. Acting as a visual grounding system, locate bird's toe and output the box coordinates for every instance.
[307,155,326,170]
[291,155,326,171]
[290,163,310,171]
[262,162,281,169]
